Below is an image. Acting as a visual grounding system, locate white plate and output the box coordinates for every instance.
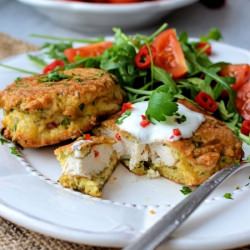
[17,0,197,32]
[1,42,250,250]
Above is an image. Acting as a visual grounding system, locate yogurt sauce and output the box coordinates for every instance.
[118,101,205,143]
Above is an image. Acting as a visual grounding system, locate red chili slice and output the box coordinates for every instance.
[194,91,218,113]
[241,120,250,135]
[196,42,212,56]
[135,45,156,70]
[84,134,91,140]
[140,115,151,128]
[173,128,181,136]
[121,102,133,113]
[94,150,100,158]
[115,133,122,141]
[43,60,65,74]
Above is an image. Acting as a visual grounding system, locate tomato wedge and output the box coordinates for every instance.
[64,41,113,62]
[220,64,250,91]
[236,81,250,120]
[152,29,188,79]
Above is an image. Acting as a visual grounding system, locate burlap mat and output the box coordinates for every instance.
[0,32,248,250]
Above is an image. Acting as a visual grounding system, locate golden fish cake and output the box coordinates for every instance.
[0,68,124,148]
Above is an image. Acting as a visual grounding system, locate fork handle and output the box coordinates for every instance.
[124,163,241,250]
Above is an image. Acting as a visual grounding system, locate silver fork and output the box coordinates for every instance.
[124,162,246,250]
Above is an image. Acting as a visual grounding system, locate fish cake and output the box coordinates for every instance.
[95,101,243,186]
[0,68,124,148]
[55,136,119,197]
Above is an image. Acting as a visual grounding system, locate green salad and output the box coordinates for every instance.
[1,23,250,145]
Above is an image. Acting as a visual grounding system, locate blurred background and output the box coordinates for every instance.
[0,0,249,49]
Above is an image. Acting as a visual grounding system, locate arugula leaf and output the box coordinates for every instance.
[225,113,241,133]
[152,66,177,93]
[178,32,188,44]
[31,34,104,44]
[27,54,47,67]
[42,42,72,61]
[184,51,236,112]
[0,63,37,75]
[218,101,235,120]
[65,57,101,70]
[146,91,177,121]
[147,23,168,43]
[200,28,222,42]
[239,132,250,145]
[100,31,139,86]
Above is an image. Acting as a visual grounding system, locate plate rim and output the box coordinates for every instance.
[1,41,250,249]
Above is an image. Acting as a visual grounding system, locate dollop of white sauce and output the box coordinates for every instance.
[118,101,205,144]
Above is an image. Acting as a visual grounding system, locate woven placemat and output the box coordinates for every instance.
[0,32,248,250]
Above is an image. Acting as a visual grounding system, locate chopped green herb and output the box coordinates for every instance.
[15,77,22,83]
[223,192,233,200]
[116,110,132,125]
[175,113,187,124]
[9,146,22,157]
[180,186,192,195]
[15,77,25,87]
[40,72,70,82]
[0,134,9,145]
[61,117,71,127]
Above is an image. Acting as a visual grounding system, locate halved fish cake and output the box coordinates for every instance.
[55,136,118,197]
[0,68,124,148]
[95,101,243,186]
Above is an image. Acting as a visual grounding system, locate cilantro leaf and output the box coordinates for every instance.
[146,91,177,121]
